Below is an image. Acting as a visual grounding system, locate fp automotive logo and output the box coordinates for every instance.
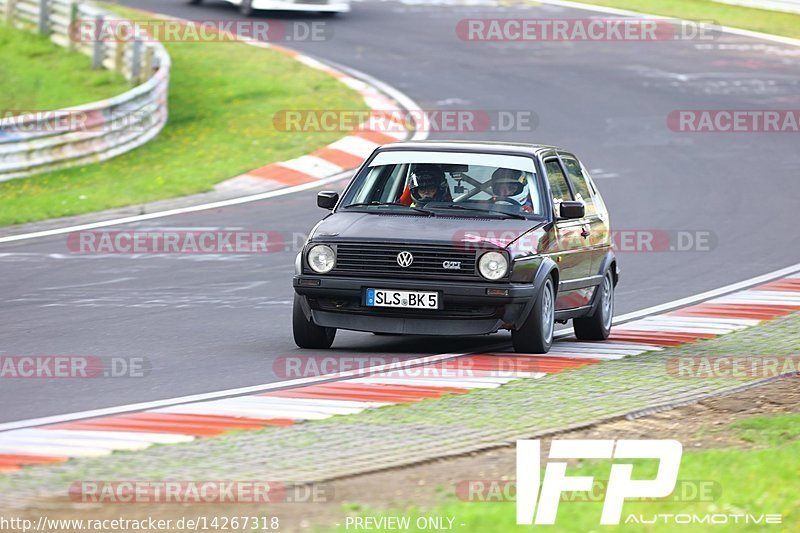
[516,439,682,525]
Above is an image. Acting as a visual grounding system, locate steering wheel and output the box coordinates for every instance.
[493,196,522,206]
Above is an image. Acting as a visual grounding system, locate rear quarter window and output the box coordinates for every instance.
[544,159,573,216]
[562,157,597,217]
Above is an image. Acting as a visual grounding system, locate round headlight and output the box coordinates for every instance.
[307,244,335,274]
[478,251,508,281]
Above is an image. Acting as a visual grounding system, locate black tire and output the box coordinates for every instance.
[293,294,336,349]
[240,0,254,16]
[573,270,614,340]
[512,276,555,353]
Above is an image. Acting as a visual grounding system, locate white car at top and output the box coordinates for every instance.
[189,0,350,16]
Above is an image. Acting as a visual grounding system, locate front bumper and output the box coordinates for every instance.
[293,275,536,335]
[252,0,350,12]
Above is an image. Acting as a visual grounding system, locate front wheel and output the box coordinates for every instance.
[512,276,555,353]
[293,294,336,349]
[573,270,614,340]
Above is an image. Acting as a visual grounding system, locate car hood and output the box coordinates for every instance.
[311,211,545,249]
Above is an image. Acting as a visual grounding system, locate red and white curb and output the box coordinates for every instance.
[213,45,414,195]
[1,270,798,472]
[127,6,420,196]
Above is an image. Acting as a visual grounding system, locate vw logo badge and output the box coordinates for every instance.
[397,251,414,268]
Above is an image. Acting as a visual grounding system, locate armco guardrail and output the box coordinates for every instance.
[0,0,170,181]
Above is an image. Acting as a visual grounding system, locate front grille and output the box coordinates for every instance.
[331,243,479,280]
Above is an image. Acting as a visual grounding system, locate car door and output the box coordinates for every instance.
[560,154,611,278]
[542,157,593,310]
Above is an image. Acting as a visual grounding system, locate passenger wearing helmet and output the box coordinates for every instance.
[408,165,449,207]
[491,167,534,213]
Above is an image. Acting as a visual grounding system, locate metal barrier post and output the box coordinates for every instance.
[91,13,103,69]
[68,0,78,50]
[115,32,126,77]
[4,0,16,24]
[38,0,49,35]
[131,37,142,84]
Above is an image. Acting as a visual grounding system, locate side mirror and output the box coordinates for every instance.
[317,191,339,210]
[558,200,585,219]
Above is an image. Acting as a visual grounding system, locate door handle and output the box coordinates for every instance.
[581,226,591,238]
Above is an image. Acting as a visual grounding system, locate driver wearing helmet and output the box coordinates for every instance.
[407,164,449,207]
[491,167,534,213]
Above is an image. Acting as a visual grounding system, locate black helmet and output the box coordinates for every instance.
[409,165,446,204]
[491,168,526,196]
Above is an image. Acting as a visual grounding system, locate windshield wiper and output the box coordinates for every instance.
[342,202,434,216]
[424,204,529,220]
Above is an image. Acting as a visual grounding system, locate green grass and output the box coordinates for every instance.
[549,0,800,39]
[332,414,800,532]
[0,23,128,110]
[0,5,366,226]
[729,414,800,446]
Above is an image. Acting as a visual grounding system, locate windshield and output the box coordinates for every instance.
[339,150,544,219]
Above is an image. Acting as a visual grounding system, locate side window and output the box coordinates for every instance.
[544,159,572,215]
[562,157,596,217]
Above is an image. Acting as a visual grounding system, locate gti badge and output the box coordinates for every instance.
[442,261,462,270]
[397,251,414,268]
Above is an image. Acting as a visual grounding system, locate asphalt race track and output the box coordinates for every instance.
[1,0,798,422]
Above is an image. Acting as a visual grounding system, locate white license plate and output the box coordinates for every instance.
[365,289,439,309]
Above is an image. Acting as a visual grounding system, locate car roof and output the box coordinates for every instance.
[376,140,567,158]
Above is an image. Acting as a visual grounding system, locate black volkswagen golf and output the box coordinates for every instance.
[292,141,618,353]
